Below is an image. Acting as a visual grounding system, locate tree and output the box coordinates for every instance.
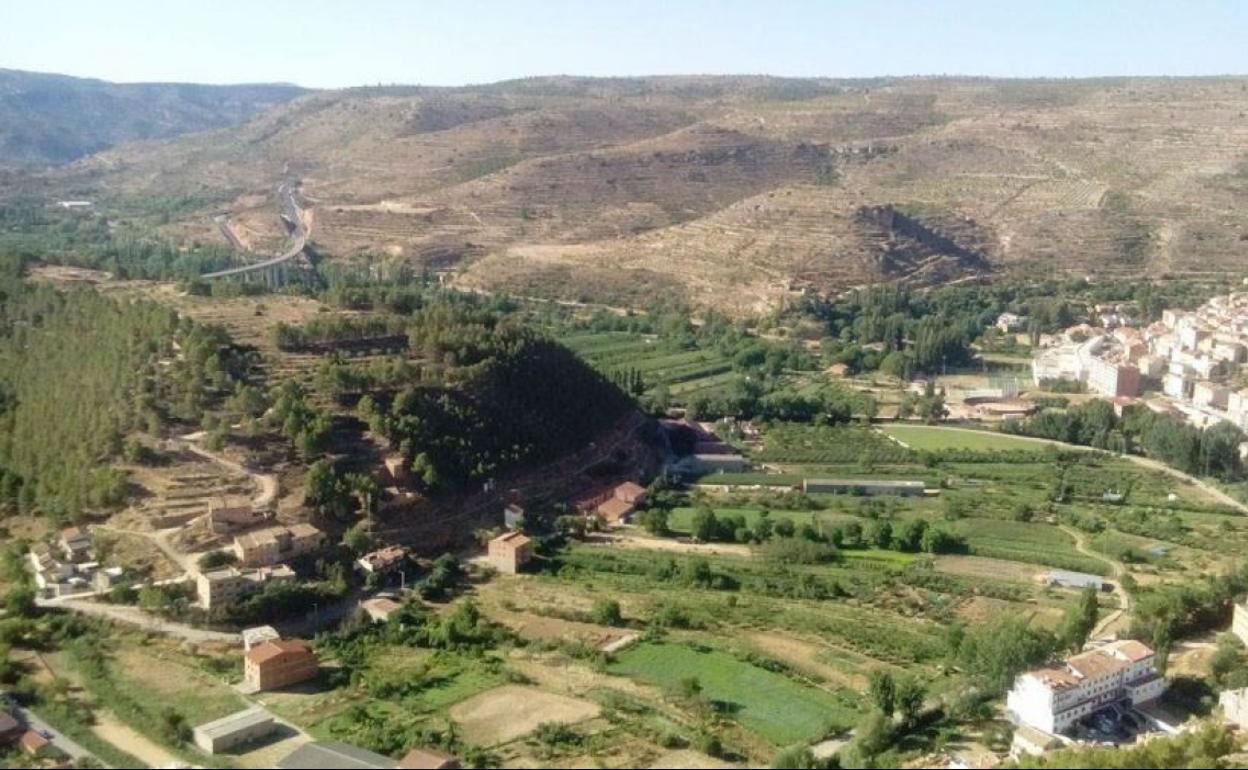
[640,507,670,536]
[868,670,896,716]
[1059,586,1100,652]
[894,675,925,728]
[591,599,623,627]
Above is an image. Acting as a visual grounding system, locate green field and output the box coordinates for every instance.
[880,425,1049,453]
[558,331,738,404]
[755,424,913,465]
[609,642,859,745]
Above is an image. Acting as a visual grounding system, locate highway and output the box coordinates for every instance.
[202,180,308,280]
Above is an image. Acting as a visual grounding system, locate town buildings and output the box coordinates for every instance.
[244,639,319,691]
[487,531,533,575]
[234,523,325,567]
[1005,640,1167,735]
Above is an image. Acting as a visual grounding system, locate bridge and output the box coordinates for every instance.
[202,180,312,286]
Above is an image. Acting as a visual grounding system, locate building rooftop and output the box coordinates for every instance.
[277,740,399,769]
[247,639,313,666]
[1067,649,1129,679]
[1104,639,1154,663]
[490,531,532,548]
[193,706,274,739]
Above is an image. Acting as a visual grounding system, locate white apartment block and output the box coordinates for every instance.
[1006,640,1167,735]
[195,564,296,610]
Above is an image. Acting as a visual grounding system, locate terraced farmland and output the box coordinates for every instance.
[559,331,738,403]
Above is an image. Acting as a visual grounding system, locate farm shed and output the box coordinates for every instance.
[192,706,276,754]
[802,479,926,497]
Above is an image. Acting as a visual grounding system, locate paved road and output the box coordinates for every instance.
[202,180,308,280]
[38,596,240,644]
[14,705,102,766]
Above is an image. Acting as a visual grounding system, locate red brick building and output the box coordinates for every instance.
[244,639,318,691]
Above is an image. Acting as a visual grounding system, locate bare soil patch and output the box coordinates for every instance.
[450,684,600,746]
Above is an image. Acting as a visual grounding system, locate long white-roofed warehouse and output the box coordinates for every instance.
[192,706,276,754]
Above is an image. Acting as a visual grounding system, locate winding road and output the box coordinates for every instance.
[202,180,308,281]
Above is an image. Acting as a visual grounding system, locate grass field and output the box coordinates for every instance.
[609,642,859,745]
[879,425,1049,453]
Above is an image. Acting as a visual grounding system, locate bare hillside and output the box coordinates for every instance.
[20,75,1248,312]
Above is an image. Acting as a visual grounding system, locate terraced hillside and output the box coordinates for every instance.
[19,75,1248,312]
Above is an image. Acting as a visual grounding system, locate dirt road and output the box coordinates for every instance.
[1060,524,1130,639]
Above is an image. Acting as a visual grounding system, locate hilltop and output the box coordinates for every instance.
[14,75,1248,313]
[0,68,306,168]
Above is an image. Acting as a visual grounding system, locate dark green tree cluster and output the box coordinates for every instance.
[0,279,247,517]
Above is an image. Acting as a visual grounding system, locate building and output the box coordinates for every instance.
[1041,570,1107,591]
[92,566,127,592]
[242,625,282,651]
[802,479,926,497]
[675,453,750,475]
[245,639,319,691]
[399,747,462,769]
[192,706,276,754]
[1221,686,1248,729]
[1006,640,1167,734]
[356,545,408,575]
[1231,601,1248,648]
[382,454,408,486]
[18,729,50,757]
[207,499,272,534]
[503,503,525,529]
[1086,357,1141,398]
[360,596,404,623]
[277,740,399,769]
[594,481,648,526]
[997,312,1028,334]
[1193,381,1231,411]
[59,526,92,563]
[196,564,295,610]
[0,711,23,746]
[487,531,533,575]
[1010,724,1063,758]
[234,524,325,567]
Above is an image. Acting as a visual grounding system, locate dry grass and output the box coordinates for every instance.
[449,684,601,746]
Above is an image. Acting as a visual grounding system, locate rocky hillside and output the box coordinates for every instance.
[16,75,1248,313]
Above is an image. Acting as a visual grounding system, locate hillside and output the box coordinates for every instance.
[0,68,306,168]
[16,75,1248,313]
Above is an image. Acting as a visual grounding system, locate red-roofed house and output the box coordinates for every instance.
[244,639,319,691]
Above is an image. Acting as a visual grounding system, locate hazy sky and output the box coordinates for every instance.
[2,0,1245,88]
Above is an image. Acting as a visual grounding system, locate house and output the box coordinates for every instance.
[277,740,399,769]
[234,524,325,567]
[92,566,127,592]
[503,503,525,529]
[59,526,92,563]
[356,545,408,575]
[241,625,282,651]
[1005,640,1167,734]
[612,481,646,506]
[360,596,404,623]
[1086,358,1141,399]
[382,454,408,486]
[1010,724,1063,758]
[487,532,533,575]
[244,639,318,691]
[207,499,273,534]
[399,747,462,769]
[802,479,926,497]
[1231,600,1248,648]
[192,706,276,754]
[196,564,295,610]
[0,711,23,746]
[1221,686,1248,729]
[596,497,635,526]
[18,729,50,757]
[997,312,1028,334]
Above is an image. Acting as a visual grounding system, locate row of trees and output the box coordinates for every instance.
[1006,400,1245,481]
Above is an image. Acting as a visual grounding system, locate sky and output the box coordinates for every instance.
[2,0,1246,88]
